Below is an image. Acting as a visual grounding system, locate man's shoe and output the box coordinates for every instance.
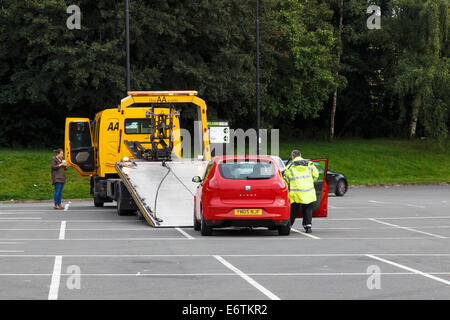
[54,206,59,210]
[305,228,312,234]
[57,205,64,210]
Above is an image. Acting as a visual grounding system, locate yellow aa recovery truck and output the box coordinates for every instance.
[65,91,211,226]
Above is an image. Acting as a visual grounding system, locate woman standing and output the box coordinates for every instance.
[50,149,68,210]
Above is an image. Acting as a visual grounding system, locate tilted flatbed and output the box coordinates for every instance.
[116,159,209,227]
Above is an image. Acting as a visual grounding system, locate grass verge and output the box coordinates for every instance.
[0,139,449,200]
[0,149,90,201]
[279,138,450,185]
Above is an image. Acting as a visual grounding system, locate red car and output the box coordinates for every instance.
[192,155,291,236]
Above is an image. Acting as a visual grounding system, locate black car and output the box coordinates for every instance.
[325,169,348,196]
[279,157,348,196]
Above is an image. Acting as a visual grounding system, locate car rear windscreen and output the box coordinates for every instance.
[219,160,275,180]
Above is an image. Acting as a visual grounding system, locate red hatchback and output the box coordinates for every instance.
[192,155,291,236]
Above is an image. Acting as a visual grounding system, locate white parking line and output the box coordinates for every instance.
[59,221,66,240]
[0,237,443,241]
[64,202,71,211]
[0,220,138,223]
[0,218,42,220]
[214,255,280,300]
[0,216,447,223]
[0,272,449,277]
[291,228,320,239]
[175,228,195,239]
[312,226,450,230]
[366,254,450,286]
[48,256,62,300]
[368,200,427,209]
[326,216,450,221]
[406,204,426,208]
[0,213,50,215]
[0,228,149,231]
[0,253,449,258]
[2,226,447,231]
[0,226,447,232]
[369,218,447,239]
[0,250,24,253]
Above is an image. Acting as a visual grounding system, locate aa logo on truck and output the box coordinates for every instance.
[157,96,167,103]
[107,122,119,131]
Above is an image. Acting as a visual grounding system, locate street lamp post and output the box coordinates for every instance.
[125,0,131,92]
[256,0,261,155]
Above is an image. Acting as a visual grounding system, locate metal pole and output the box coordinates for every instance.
[125,0,131,92]
[256,0,261,155]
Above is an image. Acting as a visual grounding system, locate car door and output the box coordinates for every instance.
[310,159,329,217]
[288,158,329,218]
[65,118,96,176]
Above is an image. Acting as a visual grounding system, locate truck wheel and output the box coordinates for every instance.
[278,222,291,236]
[116,191,129,216]
[193,209,201,231]
[200,209,212,236]
[94,196,104,207]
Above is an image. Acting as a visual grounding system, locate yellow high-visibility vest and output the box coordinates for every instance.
[283,156,319,204]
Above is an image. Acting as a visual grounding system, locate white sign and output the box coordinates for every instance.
[209,126,230,144]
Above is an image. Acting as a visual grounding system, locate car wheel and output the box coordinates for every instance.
[200,208,212,236]
[278,222,291,236]
[335,179,347,196]
[193,207,201,231]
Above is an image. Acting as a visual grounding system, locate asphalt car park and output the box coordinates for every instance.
[0,185,449,300]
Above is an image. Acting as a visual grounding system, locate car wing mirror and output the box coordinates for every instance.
[192,176,202,183]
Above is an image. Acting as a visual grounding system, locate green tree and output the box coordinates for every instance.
[263,0,338,130]
[384,0,449,140]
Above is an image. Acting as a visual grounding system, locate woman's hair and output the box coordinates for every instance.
[53,148,63,155]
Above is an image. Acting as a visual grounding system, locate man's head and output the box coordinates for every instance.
[291,150,301,160]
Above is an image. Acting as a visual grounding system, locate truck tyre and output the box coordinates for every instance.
[278,222,291,236]
[94,195,104,207]
[116,187,130,216]
[200,209,212,236]
[117,195,127,216]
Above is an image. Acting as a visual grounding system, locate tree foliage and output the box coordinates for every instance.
[0,0,448,147]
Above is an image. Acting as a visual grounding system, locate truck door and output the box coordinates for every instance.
[294,158,329,218]
[65,118,96,176]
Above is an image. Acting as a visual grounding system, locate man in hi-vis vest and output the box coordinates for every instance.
[283,150,319,233]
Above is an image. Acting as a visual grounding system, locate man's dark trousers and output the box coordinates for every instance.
[290,202,314,228]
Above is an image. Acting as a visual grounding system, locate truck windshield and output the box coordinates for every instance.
[219,160,275,180]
